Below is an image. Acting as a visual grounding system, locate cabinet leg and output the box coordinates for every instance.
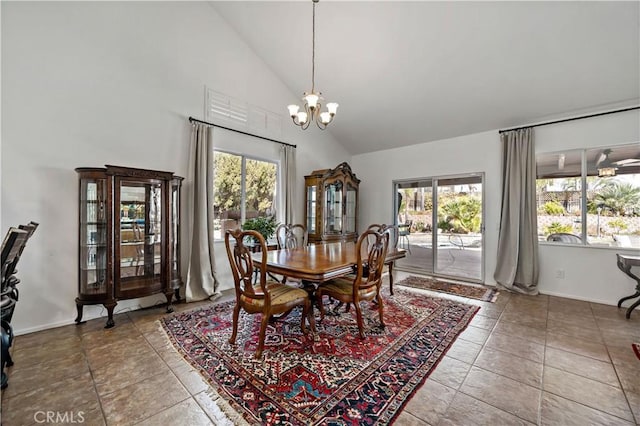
[74,301,85,325]
[625,297,640,319]
[618,291,640,308]
[165,292,174,313]
[174,288,181,303]
[105,302,117,329]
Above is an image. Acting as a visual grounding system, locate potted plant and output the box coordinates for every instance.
[241,216,279,243]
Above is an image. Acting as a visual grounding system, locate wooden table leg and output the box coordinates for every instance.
[388,261,395,295]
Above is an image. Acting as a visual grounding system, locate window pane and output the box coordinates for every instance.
[586,146,640,248]
[245,158,277,222]
[214,151,242,240]
[536,150,582,242]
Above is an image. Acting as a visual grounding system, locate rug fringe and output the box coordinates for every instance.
[204,387,251,426]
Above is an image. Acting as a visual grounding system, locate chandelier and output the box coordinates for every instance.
[287,0,338,130]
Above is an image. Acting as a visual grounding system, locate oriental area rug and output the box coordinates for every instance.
[396,276,499,303]
[161,288,478,425]
[633,342,640,361]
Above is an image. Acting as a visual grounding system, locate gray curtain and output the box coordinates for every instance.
[494,128,539,295]
[280,145,296,225]
[185,123,220,302]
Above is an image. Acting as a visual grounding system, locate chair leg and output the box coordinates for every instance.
[255,313,269,359]
[317,291,326,322]
[377,292,385,328]
[354,302,365,339]
[228,304,240,345]
[300,300,309,335]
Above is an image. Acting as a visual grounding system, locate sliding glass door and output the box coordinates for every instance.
[393,173,484,282]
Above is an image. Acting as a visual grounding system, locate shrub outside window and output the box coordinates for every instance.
[536,143,640,249]
[213,151,278,240]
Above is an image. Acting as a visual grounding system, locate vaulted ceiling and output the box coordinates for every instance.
[211,1,639,155]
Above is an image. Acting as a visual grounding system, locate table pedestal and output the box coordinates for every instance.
[616,254,640,319]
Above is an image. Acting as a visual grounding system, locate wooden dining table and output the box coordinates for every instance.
[252,241,406,293]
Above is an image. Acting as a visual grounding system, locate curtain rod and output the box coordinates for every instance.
[498,105,640,134]
[188,117,297,149]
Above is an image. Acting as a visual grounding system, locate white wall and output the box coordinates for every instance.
[352,109,640,305]
[1,2,350,334]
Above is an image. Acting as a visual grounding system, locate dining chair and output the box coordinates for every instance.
[398,220,412,253]
[316,229,389,338]
[225,229,315,358]
[275,224,308,285]
[275,224,308,249]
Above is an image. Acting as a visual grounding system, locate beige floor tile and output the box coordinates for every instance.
[469,313,498,331]
[492,319,547,345]
[460,366,541,423]
[625,391,640,424]
[541,391,634,426]
[474,346,543,388]
[1,372,103,426]
[171,363,211,395]
[100,372,190,425]
[485,331,545,364]
[193,391,244,426]
[403,379,456,425]
[499,311,547,329]
[614,362,640,394]
[543,366,634,422]
[545,332,609,362]
[429,356,472,389]
[3,351,89,398]
[545,320,604,344]
[135,397,213,426]
[92,350,170,396]
[544,346,619,387]
[444,338,482,364]
[394,411,430,425]
[439,392,535,426]
[458,325,491,345]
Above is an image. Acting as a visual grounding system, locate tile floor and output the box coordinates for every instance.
[1,271,639,425]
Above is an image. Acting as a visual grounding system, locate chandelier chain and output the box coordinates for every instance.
[311,0,316,93]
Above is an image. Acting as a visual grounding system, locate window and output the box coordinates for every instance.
[536,143,640,248]
[213,151,278,240]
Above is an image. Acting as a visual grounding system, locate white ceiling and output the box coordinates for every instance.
[211,1,640,155]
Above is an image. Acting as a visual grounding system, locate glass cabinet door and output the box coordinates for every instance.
[118,181,163,293]
[79,178,108,296]
[325,181,343,234]
[345,184,357,233]
[306,185,317,234]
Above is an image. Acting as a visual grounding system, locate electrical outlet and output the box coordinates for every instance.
[555,269,565,279]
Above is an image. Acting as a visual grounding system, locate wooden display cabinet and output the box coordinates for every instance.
[304,162,360,244]
[75,165,183,328]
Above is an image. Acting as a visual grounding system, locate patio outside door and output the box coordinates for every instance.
[393,173,484,283]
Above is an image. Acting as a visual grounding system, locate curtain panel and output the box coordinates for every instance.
[494,128,539,295]
[185,123,220,302]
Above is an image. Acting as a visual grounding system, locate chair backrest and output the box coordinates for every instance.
[1,228,30,283]
[354,229,389,291]
[225,229,268,299]
[547,233,581,243]
[275,224,308,250]
[381,224,399,250]
[364,224,398,252]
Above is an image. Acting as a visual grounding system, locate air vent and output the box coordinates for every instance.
[205,88,248,124]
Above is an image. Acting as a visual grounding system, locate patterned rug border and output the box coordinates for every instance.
[160,289,479,425]
[396,275,499,302]
[633,342,640,361]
